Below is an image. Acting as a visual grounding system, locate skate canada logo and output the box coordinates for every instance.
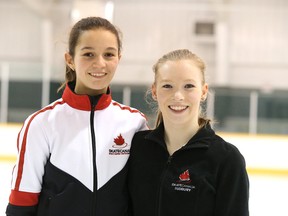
[109,134,130,155]
[179,170,191,183]
[171,169,195,192]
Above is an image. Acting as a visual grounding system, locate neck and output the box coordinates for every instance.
[163,120,199,155]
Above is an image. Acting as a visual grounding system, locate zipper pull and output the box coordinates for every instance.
[167,155,173,165]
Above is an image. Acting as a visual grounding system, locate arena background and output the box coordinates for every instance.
[1,0,288,215]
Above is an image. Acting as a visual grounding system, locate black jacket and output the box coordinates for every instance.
[128,123,249,216]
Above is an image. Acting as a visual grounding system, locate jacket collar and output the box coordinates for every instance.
[145,122,215,149]
[62,82,112,111]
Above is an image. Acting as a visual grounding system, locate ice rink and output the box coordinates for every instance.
[1,124,288,216]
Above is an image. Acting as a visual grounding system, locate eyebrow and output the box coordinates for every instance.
[160,79,171,82]
[81,46,94,51]
[80,46,118,51]
[160,79,196,82]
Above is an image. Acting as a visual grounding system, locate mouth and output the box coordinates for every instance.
[89,72,107,78]
[169,105,188,112]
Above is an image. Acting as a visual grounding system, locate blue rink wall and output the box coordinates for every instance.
[1,124,288,216]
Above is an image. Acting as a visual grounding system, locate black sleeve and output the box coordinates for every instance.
[214,146,250,216]
[6,203,37,216]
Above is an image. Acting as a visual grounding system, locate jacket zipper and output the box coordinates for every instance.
[153,135,209,216]
[156,155,173,216]
[90,103,97,215]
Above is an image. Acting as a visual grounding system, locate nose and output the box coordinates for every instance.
[173,89,184,101]
[92,56,105,67]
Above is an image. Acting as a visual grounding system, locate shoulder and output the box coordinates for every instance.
[111,100,141,113]
[22,99,65,127]
[133,130,152,139]
[131,130,153,147]
[130,130,153,157]
[33,98,64,117]
[210,134,246,164]
[211,134,240,152]
[111,100,146,118]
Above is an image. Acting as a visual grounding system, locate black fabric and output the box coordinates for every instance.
[128,123,249,216]
[36,160,92,216]
[6,204,37,216]
[6,160,129,216]
[35,160,129,216]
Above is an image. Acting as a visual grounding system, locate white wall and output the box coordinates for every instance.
[0,3,41,61]
[112,1,288,89]
[229,5,288,89]
[0,0,288,90]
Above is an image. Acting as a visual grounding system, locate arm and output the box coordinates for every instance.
[6,204,37,216]
[6,115,50,216]
[214,146,250,216]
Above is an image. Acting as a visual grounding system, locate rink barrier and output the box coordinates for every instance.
[1,155,288,177]
[247,167,288,177]
[1,124,288,177]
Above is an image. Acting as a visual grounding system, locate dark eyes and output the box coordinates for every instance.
[83,52,94,57]
[184,84,195,88]
[83,52,116,58]
[104,52,116,57]
[162,84,195,89]
[162,84,172,88]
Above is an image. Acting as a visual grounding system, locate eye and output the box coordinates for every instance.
[83,52,94,57]
[184,84,195,89]
[104,52,117,58]
[162,84,172,89]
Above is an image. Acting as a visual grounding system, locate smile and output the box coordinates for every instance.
[89,72,106,77]
[169,105,188,111]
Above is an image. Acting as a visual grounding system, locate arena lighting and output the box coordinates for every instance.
[70,1,114,24]
[105,1,114,22]
[71,8,81,23]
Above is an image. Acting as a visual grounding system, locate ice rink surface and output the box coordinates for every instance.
[1,124,288,216]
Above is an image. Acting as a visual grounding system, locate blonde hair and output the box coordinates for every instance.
[151,49,211,128]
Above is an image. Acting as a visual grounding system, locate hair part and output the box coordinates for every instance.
[58,16,122,92]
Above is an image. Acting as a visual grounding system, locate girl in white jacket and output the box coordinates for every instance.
[6,16,148,216]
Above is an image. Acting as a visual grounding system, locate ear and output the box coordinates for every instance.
[201,83,209,101]
[65,52,75,71]
[151,84,157,100]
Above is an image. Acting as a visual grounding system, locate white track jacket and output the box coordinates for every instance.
[6,83,148,216]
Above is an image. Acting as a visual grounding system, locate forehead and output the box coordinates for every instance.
[157,59,202,81]
[77,29,118,48]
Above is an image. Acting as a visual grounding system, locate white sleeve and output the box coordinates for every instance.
[11,115,50,193]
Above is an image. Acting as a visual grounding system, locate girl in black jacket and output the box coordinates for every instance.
[128,49,249,216]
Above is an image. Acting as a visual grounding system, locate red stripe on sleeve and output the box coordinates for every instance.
[14,101,65,190]
[112,102,147,119]
[9,190,40,206]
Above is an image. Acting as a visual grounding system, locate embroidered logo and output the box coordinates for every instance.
[109,134,130,155]
[113,134,127,148]
[171,169,195,192]
[178,169,191,183]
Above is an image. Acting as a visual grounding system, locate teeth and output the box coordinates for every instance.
[90,73,105,77]
[170,105,187,111]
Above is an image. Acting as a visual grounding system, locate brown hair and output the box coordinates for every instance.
[151,49,211,128]
[58,16,122,91]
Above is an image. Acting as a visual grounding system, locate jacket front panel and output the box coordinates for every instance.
[128,124,249,216]
[7,83,148,216]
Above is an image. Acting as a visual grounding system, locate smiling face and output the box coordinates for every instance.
[65,28,120,95]
[152,59,208,127]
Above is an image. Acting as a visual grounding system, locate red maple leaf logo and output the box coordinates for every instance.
[114,134,125,146]
[179,170,190,182]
